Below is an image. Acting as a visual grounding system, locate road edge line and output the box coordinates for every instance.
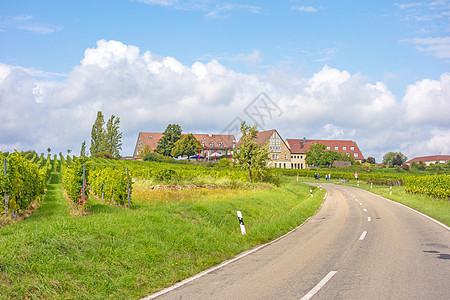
[361,189,450,231]
[142,189,329,299]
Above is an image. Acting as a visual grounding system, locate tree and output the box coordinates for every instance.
[90,111,106,156]
[171,134,202,158]
[155,124,182,157]
[138,145,153,159]
[80,141,87,157]
[305,143,326,167]
[366,156,376,164]
[105,115,122,159]
[89,112,123,159]
[392,154,403,166]
[232,121,269,182]
[47,148,51,154]
[383,152,407,165]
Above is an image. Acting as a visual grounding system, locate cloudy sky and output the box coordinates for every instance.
[1,0,449,161]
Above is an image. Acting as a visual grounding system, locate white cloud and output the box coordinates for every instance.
[0,15,62,34]
[402,73,450,126]
[401,36,450,59]
[0,40,449,161]
[291,6,318,13]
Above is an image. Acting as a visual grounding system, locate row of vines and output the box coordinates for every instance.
[0,152,48,217]
[404,175,450,200]
[60,157,132,208]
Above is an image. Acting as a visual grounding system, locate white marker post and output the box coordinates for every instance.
[370,183,373,189]
[237,211,246,235]
[310,189,313,197]
[390,186,392,195]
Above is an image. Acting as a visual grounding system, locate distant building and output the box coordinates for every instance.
[286,138,364,168]
[332,161,352,167]
[133,132,236,159]
[253,129,292,169]
[406,155,450,166]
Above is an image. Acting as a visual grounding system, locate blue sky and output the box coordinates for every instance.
[1,0,449,161]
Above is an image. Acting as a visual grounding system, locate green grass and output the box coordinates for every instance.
[0,176,324,299]
[334,180,450,227]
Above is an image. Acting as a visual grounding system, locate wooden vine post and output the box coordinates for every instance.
[4,158,9,217]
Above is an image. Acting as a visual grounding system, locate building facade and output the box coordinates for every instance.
[133,132,236,159]
[406,155,450,166]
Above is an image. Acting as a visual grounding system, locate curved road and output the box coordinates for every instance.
[145,183,450,299]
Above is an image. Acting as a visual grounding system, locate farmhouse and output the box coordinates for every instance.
[133,132,236,159]
[254,129,292,169]
[286,138,364,168]
[406,155,450,166]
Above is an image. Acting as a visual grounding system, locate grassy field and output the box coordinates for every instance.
[0,175,324,299]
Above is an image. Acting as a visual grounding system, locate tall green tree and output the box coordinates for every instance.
[305,143,326,167]
[383,152,407,165]
[80,141,87,157]
[90,111,106,156]
[305,143,348,167]
[155,124,182,157]
[233,121,269,182]
[171,134,202,158]
[105,115,122,159]
[89,111,123,159]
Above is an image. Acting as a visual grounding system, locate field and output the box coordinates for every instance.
[1,154,449,299]
[0,156,325,299]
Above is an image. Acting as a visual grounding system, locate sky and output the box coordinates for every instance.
[1,0,449,162]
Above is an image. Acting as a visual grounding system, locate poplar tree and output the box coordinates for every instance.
[89,111,122,159]
[105,115,122,159]
[90,111,105,155]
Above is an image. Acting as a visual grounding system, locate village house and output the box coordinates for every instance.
[253,129,292,169]
[133,132,236,159]
[286,138,364,168]
[406,155,450,166]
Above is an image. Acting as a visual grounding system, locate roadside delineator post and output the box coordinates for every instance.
[371,183,373,189]
[237,211,246,235]
[310,189,313,197]
[390,186,392,195]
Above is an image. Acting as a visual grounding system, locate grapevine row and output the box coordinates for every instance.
[0,152,47,217]
[404,175,450,199]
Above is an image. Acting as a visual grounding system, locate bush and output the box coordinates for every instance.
[218,158,232,168]
[153,168,179,183]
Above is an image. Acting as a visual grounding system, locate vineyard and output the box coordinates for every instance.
[1,151,449,298]
[405,174,450,200]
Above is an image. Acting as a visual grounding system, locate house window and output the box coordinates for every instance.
[343,146,347,150]
[285,154,287,159]
[219,142,223,147]
[210,142,214,147]
[273,154,276,159]
[201,142,205,147]
[301,156,303,159]
[354,153,358,157]
[350,146,355,151]
[326,146,331,150]
[148,136,152,139]
[335,146,339,151]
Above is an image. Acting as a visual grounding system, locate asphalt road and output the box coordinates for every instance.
[145,183,450,300]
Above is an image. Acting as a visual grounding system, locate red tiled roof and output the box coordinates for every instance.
[134,132,236,157]
[406,155,450,164]
[286,138,364,160]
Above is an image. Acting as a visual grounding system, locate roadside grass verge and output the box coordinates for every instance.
[0,176,324,299]
[330,179,450,227]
